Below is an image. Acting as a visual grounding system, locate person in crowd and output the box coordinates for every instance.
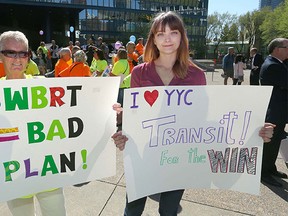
[112,43,125,64]
[37,41,48,57]
[109,48,130,130]
[96,37,104,49]
[250,47,264,85]
[37,41,51,70]
[90,48,108,76]
[222,47,235,85]
[71,45,81,59]
[68,41,74,52]
[36,47,48,75]
[0,30,66,216]
[54,47,73,77]
[58,50,91,77]
[135,37,144,56]
[260,38,288,187]
[49,39,59,70]
[75,40,81,48]
[109,48,129,104]
[126,41,139,73]
[96,37,109,60]
[85,41,96,66]
[25,58,40,76]
[233,54,246,85]
[111,11,275,215]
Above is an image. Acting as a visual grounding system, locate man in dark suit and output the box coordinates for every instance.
[260,38,288,187]
[250,47,264,85]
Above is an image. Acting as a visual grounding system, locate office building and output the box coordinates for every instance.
[260,0,284,9]
[0,0,208,58]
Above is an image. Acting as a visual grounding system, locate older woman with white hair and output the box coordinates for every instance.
[54,47,72,77]
[0,30,66,216]
[58,50,91,77]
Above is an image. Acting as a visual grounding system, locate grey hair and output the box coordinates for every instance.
[0,31,29,51]
[267,38,287,54]
[59,47,71,58]
[73,50,87,63]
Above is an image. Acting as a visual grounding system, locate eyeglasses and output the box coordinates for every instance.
[0,50,29,58]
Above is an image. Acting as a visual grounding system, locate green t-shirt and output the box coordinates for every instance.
[90,58,108,73]
[111,59,129,88]
[122,74,131,88]
[25,59,40,76]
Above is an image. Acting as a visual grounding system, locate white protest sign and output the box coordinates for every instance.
[0,77,120,202]
[123,86,272,202]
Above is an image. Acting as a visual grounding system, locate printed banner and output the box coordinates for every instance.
[0,77,120,201]
[123,86,272,202]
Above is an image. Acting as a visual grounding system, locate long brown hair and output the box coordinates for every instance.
[144,11,196,79]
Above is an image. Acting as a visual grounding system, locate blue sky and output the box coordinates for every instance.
[208,0,260,15]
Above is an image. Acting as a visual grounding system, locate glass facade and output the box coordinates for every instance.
[0,0,208,57]
[260,0,284,9]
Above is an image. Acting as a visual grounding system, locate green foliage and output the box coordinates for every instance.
[221,24,230,41]
[260,10,280,45]
[207,0,287,57]
[206,12,238,57]
[207,12,238,43]
[228,23,239,41]
[260,0,288,45]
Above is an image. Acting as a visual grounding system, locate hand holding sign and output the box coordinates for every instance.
[111,131,128,151]
[122,85,273,202]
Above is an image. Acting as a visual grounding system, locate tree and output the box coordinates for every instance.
[277,0,288,37]
[207,12,238,43]
[228,23,239,41]
[206,12,238,58]
[260,0,288,45]
[221,24,230,41]
[239,8,270,56]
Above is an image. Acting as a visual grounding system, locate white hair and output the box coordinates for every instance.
[59,47,71,58]
[74,50,87,63]
[0,31,29,51]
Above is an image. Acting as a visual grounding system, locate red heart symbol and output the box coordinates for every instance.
[144,90,159,107]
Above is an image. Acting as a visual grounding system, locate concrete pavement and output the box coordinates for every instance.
[1,69,288,215]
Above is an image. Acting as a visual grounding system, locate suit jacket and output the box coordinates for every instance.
[251,53,264,76]
[252,53,264,73]
[260,56,288,125]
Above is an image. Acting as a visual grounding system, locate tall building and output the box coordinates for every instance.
[260,0,284,9]
[0,0,208,58]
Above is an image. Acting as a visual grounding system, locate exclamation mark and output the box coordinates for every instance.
[81,149,88,169]
[239,111,251,145]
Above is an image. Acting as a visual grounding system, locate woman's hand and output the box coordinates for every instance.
[259,123,276,143]
[112,103,123,114]
[111,131,128,151]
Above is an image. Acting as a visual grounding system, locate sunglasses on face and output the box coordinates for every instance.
[0,50,29,58]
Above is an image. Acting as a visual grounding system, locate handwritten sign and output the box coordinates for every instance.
[0,77,120,201]
[123,86,272,202]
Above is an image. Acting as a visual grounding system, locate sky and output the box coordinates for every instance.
[208,0,260,16]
